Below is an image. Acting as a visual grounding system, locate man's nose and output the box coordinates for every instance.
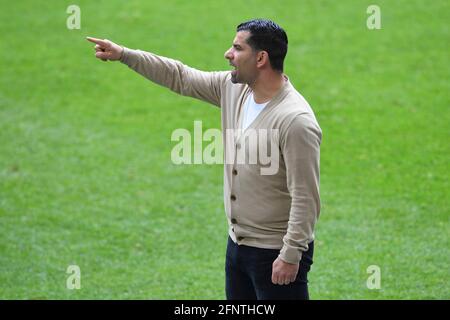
[224,49,233,60]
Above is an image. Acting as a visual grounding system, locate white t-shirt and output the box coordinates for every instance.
[242,93,270,130]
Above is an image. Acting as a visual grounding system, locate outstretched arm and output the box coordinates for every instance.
[86,37,229,107]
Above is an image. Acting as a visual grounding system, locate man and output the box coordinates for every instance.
[87,18,322,300]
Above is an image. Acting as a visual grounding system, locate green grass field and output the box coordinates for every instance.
[0,0,448,299]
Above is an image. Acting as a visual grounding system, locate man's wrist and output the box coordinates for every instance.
[279,245,302,264]
[119,46,125,61]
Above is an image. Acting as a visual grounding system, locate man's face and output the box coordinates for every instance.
[224,31,258,84]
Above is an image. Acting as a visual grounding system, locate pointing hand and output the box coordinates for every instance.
[86,37,124,62]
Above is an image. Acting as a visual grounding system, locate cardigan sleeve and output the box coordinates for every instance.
[278,113,322,264]
[120,47,229,107]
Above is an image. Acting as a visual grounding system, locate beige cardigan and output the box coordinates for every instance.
[120,48,322,264]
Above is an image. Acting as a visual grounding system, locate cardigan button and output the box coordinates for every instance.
[230,195,236,201]
[232,169,238,176]
[231,218,237,224]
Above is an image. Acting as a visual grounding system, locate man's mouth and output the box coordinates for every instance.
[230,63,237,76]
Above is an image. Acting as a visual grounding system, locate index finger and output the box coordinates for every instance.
[86,37,108,46]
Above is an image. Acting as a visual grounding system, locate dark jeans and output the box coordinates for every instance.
[225,236,314,300]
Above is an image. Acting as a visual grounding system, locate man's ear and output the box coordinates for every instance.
[256,51,269,68]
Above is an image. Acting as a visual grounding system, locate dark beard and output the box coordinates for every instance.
[230,71,240,84]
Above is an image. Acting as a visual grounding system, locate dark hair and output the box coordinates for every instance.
[237,19,288,72]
